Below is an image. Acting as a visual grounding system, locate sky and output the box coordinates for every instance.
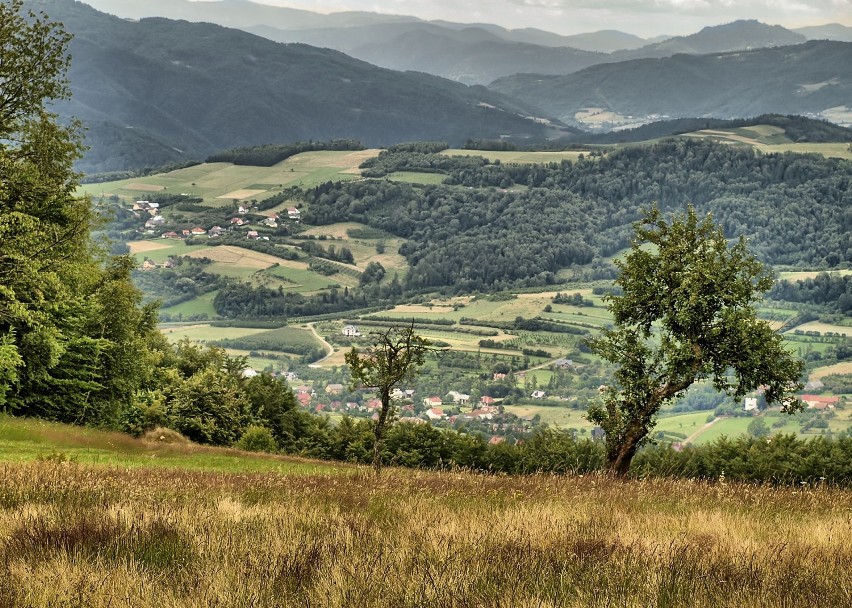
[240,0,852,37]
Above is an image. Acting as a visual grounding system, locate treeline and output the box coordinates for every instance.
[462,316,589,335]
[300,140,851,292]
[206,140,364,167]
[769,273,852,314]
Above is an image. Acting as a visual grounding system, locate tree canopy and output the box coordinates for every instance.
[587,206,805,476]
[0,0,157,422]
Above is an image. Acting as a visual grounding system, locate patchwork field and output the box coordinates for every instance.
[79,150,381,205]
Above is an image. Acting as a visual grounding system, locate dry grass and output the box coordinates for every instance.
[0,462,849,607]
[184,245,284,269]
[216,189,268,200]
[128,240,172,254]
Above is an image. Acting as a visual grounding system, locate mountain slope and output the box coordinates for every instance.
[489,41,852,126]
[31,0,551,173]
[613,20,806,60]
[794,23,852,42]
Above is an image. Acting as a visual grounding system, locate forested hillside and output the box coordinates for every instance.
[303,140,851,291]
[489,41,852,125]
[28,0,549,173]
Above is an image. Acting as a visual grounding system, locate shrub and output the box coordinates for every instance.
[236,425,278,453]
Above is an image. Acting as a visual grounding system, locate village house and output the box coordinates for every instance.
[141,259,158,271]
[743,397,759,412]
[493,372,507,381]
[182,229,192,237]
[325,383,344,395]
[294,385,312,394]
[208,226,223,237]
[296,393,312,407]
[470,409,494,420]
[480,395,496,406]
[423,396,443,408]
[552,358,577,370]
[162,258,177,269]
[287,207,301,221]
[161,231,181,239]
[237,205,248,214]
[132,200,150,211]
[190,227,206,236]
[801,395,840,410]
[342,324,360,337]
[230,217,246,226]
[530,390,547,399]
[261,217,278,228]
[447,391,469,405]
[488,436,505,445]
[282,371,298,382]
[246,230,260,240]
[425,407,444,421]
[366,398,382,410]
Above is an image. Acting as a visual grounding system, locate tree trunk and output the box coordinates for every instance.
[606,424,648,477]
[372,391,391,473]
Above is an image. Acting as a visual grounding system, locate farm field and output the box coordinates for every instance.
[78,150,380,205]
[2,439,849,607]
[684,128,852,160]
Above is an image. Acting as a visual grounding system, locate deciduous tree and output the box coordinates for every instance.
[345,324,431,471]
[588,206,804,476]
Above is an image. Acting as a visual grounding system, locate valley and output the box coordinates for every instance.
[86,134,852,446]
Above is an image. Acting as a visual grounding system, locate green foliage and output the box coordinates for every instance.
[0,1,157,425]
[346,325,431,470]
[236,425,278,453]
[588,206,804,475]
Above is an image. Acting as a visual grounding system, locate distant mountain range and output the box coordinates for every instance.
[80,0,852,85]
[489,41,852,127]
[31,0,552,173]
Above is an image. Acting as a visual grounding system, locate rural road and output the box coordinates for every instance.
[307,323,335,365]
[683,416,724,444]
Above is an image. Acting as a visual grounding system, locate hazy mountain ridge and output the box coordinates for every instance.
[489,41,852,126]
[77,0,851,85]
[32,0,551,173]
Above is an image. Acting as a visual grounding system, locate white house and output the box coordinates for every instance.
[447,391,470,405]
[531,390,547,399]
[342,325,360,337]
[743,397,759,412]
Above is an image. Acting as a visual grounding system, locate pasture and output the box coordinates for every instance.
[685,127,852,160]
[2,450,849,607]
[78,150,380,205]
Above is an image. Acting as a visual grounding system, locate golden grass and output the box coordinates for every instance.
[215,189,267,200]
[810,361,852,379]
[128,240,172,254]
[124,183,164,192]
[1,463,848,607]
[787,321,850,337]
[184,245,284,269]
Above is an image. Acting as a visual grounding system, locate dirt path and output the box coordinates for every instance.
[684,416,724,444]
[307,323,335,365]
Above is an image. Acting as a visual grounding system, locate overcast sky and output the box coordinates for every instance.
[239,0,852,37]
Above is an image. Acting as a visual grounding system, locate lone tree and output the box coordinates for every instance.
[588,206,804,476]
[345,324,431,471]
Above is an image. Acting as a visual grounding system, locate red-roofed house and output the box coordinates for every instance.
[190,227,206,236]
[489,436,505,445]
[423,396,443,408]
[425,408,444,421]
[801,395,840,410]
[480,395,496,406]
[296,393,312,406]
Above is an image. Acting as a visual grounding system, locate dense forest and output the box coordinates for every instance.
[303,140,851,292]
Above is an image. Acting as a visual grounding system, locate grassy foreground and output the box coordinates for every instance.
[1,457,850,607]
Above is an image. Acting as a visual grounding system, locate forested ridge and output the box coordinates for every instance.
[304,140,851,291]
